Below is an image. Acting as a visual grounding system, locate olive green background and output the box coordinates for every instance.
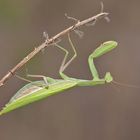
[0,0,140,140]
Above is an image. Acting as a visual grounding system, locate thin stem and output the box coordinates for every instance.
[0,12,108,87]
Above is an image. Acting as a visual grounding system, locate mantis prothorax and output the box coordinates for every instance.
[0,34,117,115]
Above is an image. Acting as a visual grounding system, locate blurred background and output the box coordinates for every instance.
[0,0,140,140]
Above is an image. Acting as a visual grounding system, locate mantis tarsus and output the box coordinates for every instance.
[0,34,117,115]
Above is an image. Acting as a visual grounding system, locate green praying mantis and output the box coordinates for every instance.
[0,34,118,115]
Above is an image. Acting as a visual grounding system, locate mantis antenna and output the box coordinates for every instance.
[112,80,140,89]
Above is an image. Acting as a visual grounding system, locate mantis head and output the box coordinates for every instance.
[105,72,113,83]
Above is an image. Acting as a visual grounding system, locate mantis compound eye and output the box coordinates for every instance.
[105,72,113,83]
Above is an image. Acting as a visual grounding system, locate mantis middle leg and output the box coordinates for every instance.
[54,33,77,79]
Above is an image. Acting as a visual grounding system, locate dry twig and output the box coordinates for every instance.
[0,12,108,87]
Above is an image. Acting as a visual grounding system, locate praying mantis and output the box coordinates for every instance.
[0,34,117,115]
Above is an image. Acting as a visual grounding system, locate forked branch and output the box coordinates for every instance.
[0,12,108,87]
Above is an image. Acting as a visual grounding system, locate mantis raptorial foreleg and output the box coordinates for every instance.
[55,35,117,82]
[55,33,106,81]
[88,41,117,81]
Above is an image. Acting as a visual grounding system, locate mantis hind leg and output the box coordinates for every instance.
[54,33,77,79]
[26,74,49,85]
[15,74,55,88]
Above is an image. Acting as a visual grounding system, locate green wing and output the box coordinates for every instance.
[0,80,77,115]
